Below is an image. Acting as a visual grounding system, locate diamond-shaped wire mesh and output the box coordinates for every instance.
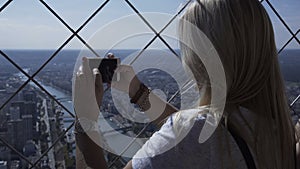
[0,0,299,168]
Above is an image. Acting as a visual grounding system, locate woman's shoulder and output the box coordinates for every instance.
[132,109,204,159]
[132,108,248,169]
[132,109,208,168]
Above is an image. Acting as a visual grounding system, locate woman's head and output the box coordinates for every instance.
[179,0,295,168]
[180,0,275,104]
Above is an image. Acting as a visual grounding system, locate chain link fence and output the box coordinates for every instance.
[0,0,299,168]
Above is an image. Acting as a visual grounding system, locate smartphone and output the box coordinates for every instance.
[88,57,120,83]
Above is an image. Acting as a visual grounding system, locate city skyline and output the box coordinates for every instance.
[0,1,299,168]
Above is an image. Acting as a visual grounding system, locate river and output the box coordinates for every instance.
[41,82,145,158]
[17,71,145,158]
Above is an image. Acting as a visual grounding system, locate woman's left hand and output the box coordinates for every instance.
[73,57,103,120]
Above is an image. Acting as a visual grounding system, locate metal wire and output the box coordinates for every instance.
[128,0,192,65]
[291,94,300,108]
[167,0,300,116]
[30,122,75,169]
[264,0,300,46]
[0,50,75,118]
[37,0,110,60]
[279,29,300,54]
[0,0,110,167]
[0,0,299,168]
[108,1,193,167]
[107,77,194,168]
[124,0,181,61]
[0,0,12,13]
[1,0,111,118]
[0,137,36,168]
[109,0,300,167]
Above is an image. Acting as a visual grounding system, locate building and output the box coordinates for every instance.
[7,119,24,151]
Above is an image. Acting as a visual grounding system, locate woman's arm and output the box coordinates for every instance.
[116,65,179,127]
[75,131,108,168]
[74,58,108,168]
[74,61,178,168]
[134,89,178,127]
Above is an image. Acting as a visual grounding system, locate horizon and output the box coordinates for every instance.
[0,0,299,50]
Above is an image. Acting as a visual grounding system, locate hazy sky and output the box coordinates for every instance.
[0,0,299,50]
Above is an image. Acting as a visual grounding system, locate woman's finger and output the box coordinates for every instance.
[93,68,103,107]
[107,53,115,59]
[93,68,100,79]
[76,65,83,76]
[93,68,102,87]
[82,57,98,86]
[82,57,90,75]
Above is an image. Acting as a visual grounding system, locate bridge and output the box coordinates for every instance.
[62,114,115,123]
[102,126,132,135]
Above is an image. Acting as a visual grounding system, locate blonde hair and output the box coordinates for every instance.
[179,0,295,168]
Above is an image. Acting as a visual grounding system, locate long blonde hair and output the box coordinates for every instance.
[179,0,295,168]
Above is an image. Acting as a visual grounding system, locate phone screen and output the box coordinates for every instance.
[98,58,118,83]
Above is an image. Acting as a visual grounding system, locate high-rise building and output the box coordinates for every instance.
[10,102,24,119]
[9,107,20,121]
[23,102,38,138]
[21,114,33,143]
[7,119,24,151]
[23,91,36,102]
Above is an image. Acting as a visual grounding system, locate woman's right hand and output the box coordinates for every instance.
[74,57,101,120]
[111,65,141,98]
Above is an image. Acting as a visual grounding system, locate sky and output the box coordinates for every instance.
[0,0,299,50]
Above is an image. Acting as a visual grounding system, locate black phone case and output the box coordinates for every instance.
[98,59,118,83]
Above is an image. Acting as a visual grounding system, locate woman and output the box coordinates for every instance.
[74,0,296,168]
